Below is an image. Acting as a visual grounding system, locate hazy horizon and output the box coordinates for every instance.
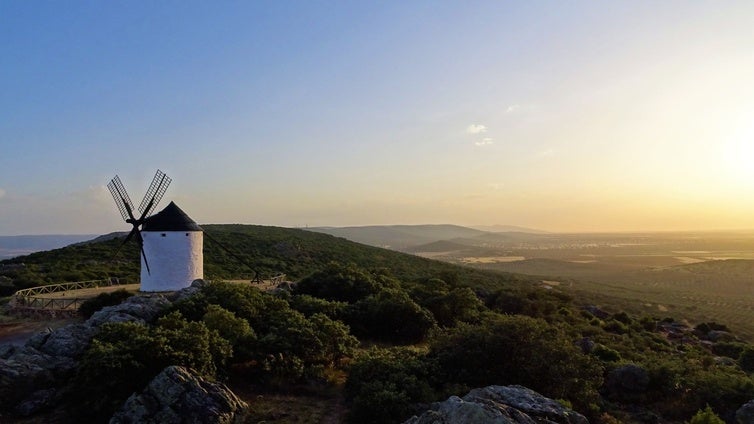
[6,222,754,238]
[2,2,753,235]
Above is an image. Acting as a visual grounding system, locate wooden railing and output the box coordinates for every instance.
[12,279,125,311]
[10,274,286,315]
[269,274,287,285]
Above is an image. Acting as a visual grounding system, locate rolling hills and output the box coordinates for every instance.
[306,224,489,249]
[0,224,529,295]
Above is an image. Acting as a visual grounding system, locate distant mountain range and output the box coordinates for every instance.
[468,225,549,234]
[0,235,98,260]
[305,224,545,251]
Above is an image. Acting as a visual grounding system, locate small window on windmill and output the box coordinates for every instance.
[161,233,166,237]
[185,233,189,236]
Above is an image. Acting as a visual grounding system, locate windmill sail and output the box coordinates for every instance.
[107,175,136,222]
[139,169,172,217]
[107,170,171,276]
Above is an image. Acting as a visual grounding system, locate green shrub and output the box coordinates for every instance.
[345,348,437,424]
[592,344,621,362]
[294,262,385,303]
[712,342,746,359]
[428,314,603,410]
[346,289,436,344]
[78,289,134,318]
[69,313,231,421]
[421,287,483,327]
[739,347,754,373]
[688,405,724,424]
[289,294,348,319]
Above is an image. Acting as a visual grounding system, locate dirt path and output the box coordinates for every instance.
[0,318,78,346]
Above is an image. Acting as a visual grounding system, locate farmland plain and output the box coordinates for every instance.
[404,230,754,340]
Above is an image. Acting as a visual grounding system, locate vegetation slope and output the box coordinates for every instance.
[2,225,754,423]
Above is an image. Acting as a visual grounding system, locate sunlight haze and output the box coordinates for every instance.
[1,1,753,234]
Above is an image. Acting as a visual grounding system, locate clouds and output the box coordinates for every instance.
[466,124,488,134]
[467,123,494,147]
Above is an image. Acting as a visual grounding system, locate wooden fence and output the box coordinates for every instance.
[10,275,287,318]
[11,279,125,313]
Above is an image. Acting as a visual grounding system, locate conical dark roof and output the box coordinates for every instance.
[142,201,202,232]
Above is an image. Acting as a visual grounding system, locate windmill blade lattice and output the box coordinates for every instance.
[138,169,171,217]
[107,170,171,276]
[107,175,136,222]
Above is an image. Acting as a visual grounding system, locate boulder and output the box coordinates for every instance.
[736,399,754,424]
[14,388,57,416]
[109,365,247,424]
[0,291,175,418]
[168,279,207,303]
[37,323,96,358]
[405,385,588,424]
[0,353,56,410]
[87,294,171,327]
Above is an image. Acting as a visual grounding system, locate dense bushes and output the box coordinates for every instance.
[294,262,392,303]
[19,253,754,424]
[345,289,436,344]
[428,314,603,411]
[345,348,438,424]
[70,312,231,421]
[169,281,358,382]
[78,288,134,318]
[293,262,442,344]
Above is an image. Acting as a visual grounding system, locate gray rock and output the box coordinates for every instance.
[0,344,16,359]
[405,385,588,424]
[109,365,247,424]
[87,294,171,327]
[168,279,207,302]
[737,399,754,424]
[14,388,57,416]
[37,323,95,358]
[707,330,736,343]
[25,328,52,350]
[0,354,56,410]
[0,292,175,418]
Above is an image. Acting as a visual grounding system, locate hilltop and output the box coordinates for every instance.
[0,224,526,296]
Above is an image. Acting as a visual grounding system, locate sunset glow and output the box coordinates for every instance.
[1,1,754,234]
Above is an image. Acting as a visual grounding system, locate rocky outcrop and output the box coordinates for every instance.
[109,365,247,424]
[405,385,588,424]
[736,400,754,424]
[0,285,191,417]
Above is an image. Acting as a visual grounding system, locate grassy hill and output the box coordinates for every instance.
[306,224,488,250]
[0,224,528,295]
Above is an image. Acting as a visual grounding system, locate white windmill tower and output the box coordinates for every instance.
[107,170,204,292]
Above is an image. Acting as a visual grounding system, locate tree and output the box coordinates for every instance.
[428,314,603,410]
[346,289,436,344]
[345,348,437,424]
[688,405,724,424]
[422,287,483,327]
[295,262,385,303]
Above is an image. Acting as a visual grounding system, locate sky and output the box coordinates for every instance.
[1,1,753,235]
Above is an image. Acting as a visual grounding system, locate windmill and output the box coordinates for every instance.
[107,170,259,291]
[107,169,172,275]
